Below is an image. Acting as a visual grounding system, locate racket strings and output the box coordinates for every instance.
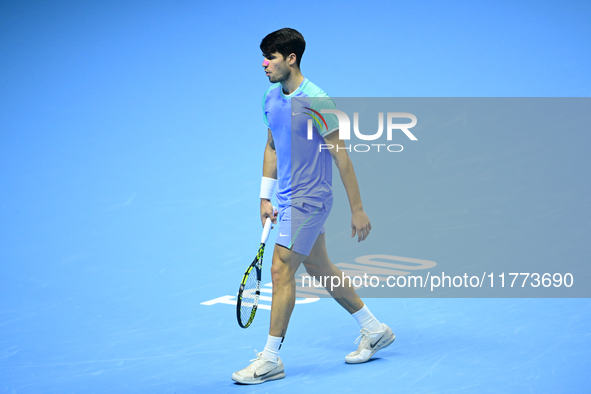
[237,244,266,328]
[240,265,261,324]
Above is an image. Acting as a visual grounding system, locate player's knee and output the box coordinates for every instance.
[270,263,280,280]
[270,261,290,285]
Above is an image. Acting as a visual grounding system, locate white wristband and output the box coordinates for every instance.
[260,176,277,200]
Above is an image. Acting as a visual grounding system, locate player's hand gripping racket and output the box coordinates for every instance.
[236,212,274,328]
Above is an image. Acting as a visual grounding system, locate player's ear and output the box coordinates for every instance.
[288,53,296,66]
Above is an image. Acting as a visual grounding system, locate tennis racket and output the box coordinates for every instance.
[236,213,274,328]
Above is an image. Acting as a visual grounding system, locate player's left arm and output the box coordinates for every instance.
[324,130,372,242]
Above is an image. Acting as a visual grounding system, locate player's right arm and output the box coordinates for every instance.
[261,128,277,226]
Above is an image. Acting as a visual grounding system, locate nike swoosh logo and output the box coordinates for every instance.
[279,233,289,237]
[253,369,276,379]
[292,111,302,116]
[370,333,385,348]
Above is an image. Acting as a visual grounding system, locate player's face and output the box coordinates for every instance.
[262,52,291,83]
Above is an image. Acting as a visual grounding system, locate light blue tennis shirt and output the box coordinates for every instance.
[262,78,339,209]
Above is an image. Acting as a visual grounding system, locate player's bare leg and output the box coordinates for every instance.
[302,233,364,313]
[232,244,305,385]
[269,244,307,337]
[302,233,396,363]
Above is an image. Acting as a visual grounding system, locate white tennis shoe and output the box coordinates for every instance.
[345,323,396,364]
[232,351,285,384]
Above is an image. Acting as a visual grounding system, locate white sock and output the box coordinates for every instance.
[261,335,284,362]
[352,305,383,333]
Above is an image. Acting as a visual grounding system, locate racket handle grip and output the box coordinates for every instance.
[261,206,276,244]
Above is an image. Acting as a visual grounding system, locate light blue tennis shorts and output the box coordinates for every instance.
[275,199,332,256]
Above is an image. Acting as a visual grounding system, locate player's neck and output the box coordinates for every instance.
[280,70,304,96]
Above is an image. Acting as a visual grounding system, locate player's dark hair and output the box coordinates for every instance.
[260,28,306,68]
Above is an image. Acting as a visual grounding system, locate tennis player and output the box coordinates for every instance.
[232,28,395,384]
